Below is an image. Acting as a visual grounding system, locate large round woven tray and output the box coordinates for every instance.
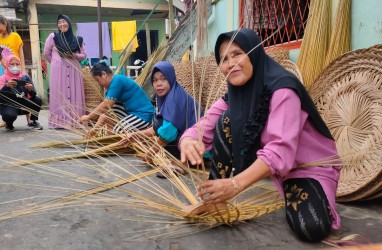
[309,44,382,202]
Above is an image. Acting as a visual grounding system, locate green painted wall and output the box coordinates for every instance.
[206,0,239,54]
[351,0,382,50]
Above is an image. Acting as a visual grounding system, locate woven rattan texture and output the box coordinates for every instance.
[310,44,382,202]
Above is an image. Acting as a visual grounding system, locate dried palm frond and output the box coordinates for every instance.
[296,0,331,89]
[324,0,351,66]
[32,134,122,149]
[10,142,130,167]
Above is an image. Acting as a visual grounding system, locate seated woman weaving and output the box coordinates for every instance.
[120,61,204,178]
[79,60,154,136]
[179,29,341,242]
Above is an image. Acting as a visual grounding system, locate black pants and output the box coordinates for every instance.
[209,111,332,242]
[0,96,42,126]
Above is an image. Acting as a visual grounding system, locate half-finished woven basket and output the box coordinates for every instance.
[309,44,382,202]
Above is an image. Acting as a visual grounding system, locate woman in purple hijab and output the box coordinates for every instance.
[121,61,203,178]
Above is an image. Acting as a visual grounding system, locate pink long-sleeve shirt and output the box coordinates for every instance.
[180,88,341,229]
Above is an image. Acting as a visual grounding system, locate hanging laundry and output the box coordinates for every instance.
[111,21,139,52]
[76,22,112,58]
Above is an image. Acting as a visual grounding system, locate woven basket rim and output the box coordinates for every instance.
[278,60,304,84]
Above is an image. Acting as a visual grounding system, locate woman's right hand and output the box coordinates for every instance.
[180,137,205,165]
[79,115,91,124]
[6,80,17,88]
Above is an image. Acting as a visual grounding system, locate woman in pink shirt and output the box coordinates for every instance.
[179,29,341,242]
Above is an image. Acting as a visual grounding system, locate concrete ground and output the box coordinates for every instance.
[0,110,381,250]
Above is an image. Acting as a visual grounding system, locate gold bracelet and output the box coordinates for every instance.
[231,177,240,195]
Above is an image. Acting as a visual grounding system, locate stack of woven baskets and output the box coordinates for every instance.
[174,47,302,110]
[310,44,382,202]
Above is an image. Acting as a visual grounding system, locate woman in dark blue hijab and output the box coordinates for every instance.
[152,61,202,135]
[121,61,203,177]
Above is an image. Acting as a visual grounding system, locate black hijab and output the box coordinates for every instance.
[214,28,333,175]
[53,15,83,56]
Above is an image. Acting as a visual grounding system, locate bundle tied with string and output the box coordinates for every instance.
[309,44,382,202]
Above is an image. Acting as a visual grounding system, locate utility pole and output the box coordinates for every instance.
[97,0,103,58]
[168,0,175,37]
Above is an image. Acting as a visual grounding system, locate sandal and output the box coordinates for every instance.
[156,165,185,179]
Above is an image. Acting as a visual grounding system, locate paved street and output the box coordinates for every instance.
[0,110,381,250]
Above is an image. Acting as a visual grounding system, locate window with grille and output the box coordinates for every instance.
[239,0,310,48]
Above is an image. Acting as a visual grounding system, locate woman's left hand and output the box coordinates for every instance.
[197,179,239,204]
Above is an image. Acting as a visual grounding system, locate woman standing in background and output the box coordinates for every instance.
[44,14,86,129]
[0,15,26,75]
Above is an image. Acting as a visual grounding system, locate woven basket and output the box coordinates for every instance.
[265,46,290,63]
[174,56,227,111]
[173,49,295,110]
[82,69,103,114]
[195,55,227,110]
[173,61,200,101]
[278,60,304,84]
[310,44,382,202]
